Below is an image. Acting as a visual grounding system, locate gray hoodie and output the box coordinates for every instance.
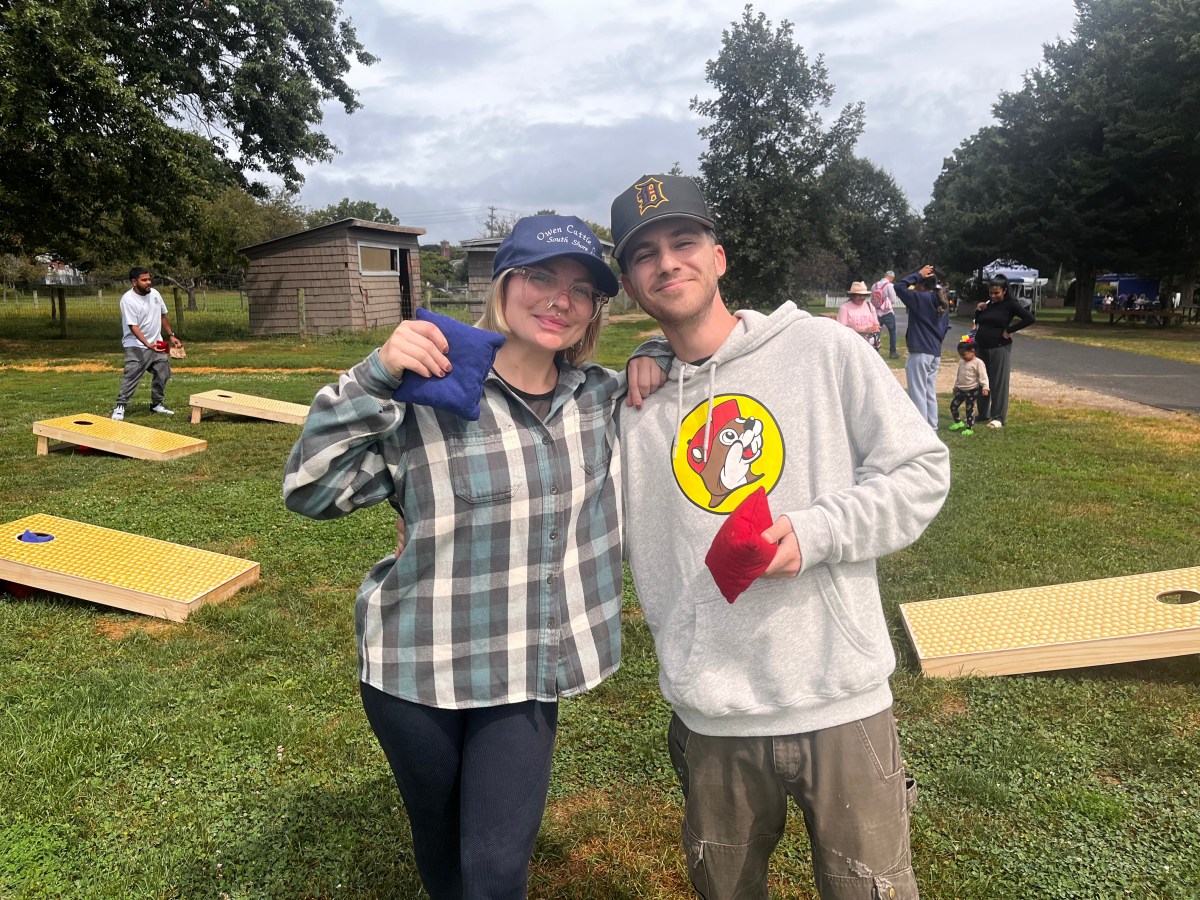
[622,302,950,737]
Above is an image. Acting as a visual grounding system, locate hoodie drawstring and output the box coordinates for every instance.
[670,361,719,466]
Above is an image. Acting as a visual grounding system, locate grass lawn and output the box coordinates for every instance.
[2,316,1200,898]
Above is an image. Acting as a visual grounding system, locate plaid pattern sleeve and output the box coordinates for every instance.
[284,352,625,709]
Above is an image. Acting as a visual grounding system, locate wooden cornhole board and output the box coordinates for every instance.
[900,567,1200,677]
[0,514,259,621]
[189,389,309,425]
[33,413,206,460]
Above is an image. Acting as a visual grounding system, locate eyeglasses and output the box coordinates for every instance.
[515,267,609,322]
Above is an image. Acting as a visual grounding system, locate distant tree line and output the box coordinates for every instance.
[924,0,1200,320]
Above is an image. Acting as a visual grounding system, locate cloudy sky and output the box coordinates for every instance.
[293,0,1079,244]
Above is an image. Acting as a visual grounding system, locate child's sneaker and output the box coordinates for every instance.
[111,405,125,421]
[949,422,965,431]
[961,428,974,436]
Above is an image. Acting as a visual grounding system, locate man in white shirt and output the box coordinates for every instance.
[871,270,901,359]
[112,268,183,420]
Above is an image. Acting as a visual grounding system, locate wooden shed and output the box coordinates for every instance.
[459,233,618,317]
[242,219,426,335]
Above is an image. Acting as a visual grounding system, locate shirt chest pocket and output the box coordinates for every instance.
[447,429,514,503]
[572,405,613,477]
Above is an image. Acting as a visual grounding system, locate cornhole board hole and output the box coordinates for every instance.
[0,514,259,621]
[189,390,309,425]
[33,413,206,461]
[900,567,1200,678]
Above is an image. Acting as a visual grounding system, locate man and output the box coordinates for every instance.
[871,270,901,358]
[612,174,950,899]
[112,268,183,420]
[897,266,951,430]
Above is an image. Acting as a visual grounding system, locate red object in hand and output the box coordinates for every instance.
[154,340,168,351]
[705,487,779,603]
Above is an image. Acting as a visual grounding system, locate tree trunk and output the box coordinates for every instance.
[1073,260,1094,324]
[187,284,198,312]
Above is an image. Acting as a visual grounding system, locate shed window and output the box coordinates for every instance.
[360,244,400,274]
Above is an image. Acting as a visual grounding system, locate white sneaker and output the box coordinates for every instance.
[111,405,125,421]
[151,404,175,416]
[987,419,1003,428]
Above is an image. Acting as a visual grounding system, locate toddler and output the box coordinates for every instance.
[949,336,989,435]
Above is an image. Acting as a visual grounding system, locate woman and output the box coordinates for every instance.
[284,214,661,898]
[899,264,951,429]
[836,280,882,349]
[973,273,1035,428]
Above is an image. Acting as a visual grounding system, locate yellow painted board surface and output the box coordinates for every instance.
[900,567,1200,678]
[0,514,258,621]
[189,390,309,425]
[33,414,206,460]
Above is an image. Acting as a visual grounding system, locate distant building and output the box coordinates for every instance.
[460,234,617,313]
[241,219,425,335]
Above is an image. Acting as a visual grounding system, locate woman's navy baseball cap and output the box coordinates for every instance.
[493,214,619,297]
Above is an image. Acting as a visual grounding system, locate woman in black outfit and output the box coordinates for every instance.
[974,274,1036,428]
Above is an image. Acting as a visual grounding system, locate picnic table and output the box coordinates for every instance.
[1097,308,1185,327]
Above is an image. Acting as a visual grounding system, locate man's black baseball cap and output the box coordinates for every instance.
[610,174,715,260]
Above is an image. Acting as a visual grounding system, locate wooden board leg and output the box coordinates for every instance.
[190,406,202,424]
[36,436,48,456]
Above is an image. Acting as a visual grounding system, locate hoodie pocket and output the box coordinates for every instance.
[812,564,875,655]
[662,570,881,718]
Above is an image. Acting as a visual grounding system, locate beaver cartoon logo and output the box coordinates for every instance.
[672,395,784,513]
[634,176,668,216]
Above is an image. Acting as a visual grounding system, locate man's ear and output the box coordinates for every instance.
[714,243,727,278]
[620,273,635,298]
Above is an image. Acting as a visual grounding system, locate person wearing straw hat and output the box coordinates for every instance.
[836,280,882,349]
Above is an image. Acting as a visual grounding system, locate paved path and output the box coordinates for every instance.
[893,308,1200,415]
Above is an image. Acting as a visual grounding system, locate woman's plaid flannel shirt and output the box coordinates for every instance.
[284,350,624,709]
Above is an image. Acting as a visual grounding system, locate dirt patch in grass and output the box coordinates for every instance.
[539,787,692,895]
[938,694,969,719]
[95,618,175,640]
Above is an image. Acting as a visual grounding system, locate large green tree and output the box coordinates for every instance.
[691,4,864,307]
[0,0,374,261]
[816,156,920,282]
[306,198,400,229]
[925,0,1200,320]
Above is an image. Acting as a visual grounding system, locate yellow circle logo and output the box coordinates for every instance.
[672,393,785,514]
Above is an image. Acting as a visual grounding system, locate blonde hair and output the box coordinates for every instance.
[475,267,605,366]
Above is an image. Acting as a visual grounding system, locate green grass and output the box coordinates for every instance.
[1024,316,1200,365]
[2,318,1200,898]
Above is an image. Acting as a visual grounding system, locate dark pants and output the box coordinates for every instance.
[878,311,898,357]
[950,387,983,428]
[115,346,171,407]
[976,344,1012,424]
[667,708,918,899]
[360,683,558,900]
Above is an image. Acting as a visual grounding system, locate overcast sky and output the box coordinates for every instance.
[292,0,1080,244]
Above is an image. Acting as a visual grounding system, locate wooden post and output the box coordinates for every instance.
[172,287,185,335]
[58,287,67,338]
[297,287,306,335]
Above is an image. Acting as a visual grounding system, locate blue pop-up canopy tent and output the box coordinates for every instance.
[1097,274,1160,300]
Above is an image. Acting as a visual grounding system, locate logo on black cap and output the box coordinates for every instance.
[635,177,668,216]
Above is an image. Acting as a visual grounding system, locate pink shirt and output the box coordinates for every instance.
[837,299,880,333]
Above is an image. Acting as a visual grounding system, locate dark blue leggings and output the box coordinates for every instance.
[360,683,558,900]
